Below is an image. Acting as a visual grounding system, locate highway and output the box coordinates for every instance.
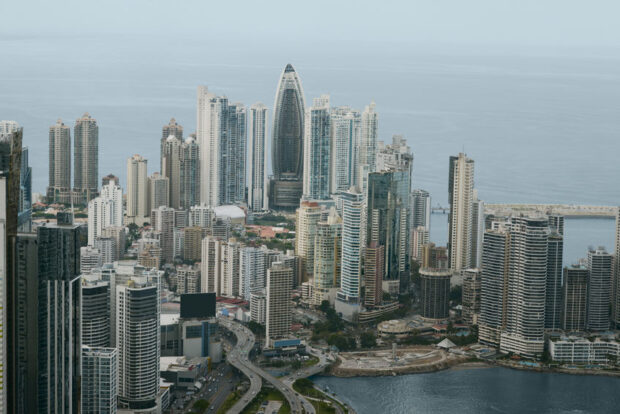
[219,317,316,414]
[282,345,334,387]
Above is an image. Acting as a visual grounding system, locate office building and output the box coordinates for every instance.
[248,103,268,211]
[269,64,306,209]
[81,347,117,414]
[116,274,160,411]
[303,95,331,200]
[73,113,99,203]
[126,154,149,225]
[330,107,361,194]
[448,153,475,272]
[366,170,410,295]
[312,208,341,305]
[149,172,169,210]
[161,118,183,172]
[266,262,293,346]
[196,86,246,206]
[563,265,588,332]
[420,268,452,320]
[587,247,613,331]
[357,102,378,192]
[47,119,72,203]
[180,135,200,210]
[364,242,385,307]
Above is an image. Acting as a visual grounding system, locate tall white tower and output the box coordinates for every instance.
[248,103,268,211]
[448,153,475,272]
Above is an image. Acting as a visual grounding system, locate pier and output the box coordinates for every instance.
[484,204,618,218]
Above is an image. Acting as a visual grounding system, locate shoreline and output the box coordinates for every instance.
[321,352,620,379]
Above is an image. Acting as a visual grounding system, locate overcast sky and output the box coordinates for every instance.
[2,0,620,50]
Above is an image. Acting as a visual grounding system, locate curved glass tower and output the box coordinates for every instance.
[270,64,306,209]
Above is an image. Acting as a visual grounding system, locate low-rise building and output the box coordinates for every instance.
[548,335,620,364]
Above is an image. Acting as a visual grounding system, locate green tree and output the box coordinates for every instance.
[360,332,376,348]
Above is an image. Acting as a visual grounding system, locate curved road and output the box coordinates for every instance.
[219,317,316,414]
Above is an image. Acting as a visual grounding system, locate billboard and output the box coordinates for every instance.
[180,293,216,319]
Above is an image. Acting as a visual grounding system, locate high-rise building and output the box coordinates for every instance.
[563,265,588,332]
[613,208,620,329]
[81,245,103,273]
[116,274,160,411]
[47,119,72,203]
[548,214,565,236]
[161,118,183,172]
[201,236,218,294]
[330,107,361,194]
[266,262,293,346]
[303,95,331,200]
[248,103,268,212]
[410,189,431,231]
[376,135,413,178]
[183,226,203,261]
[36,217,85,412]
[448,153,475,272]
[149,172,169,210]
[177,265,200,294]
[420,268,452,321]
[240,246,266,300]
[101,226,126,261]
[295,201,325,280]
[545,231,564,330]
[470,190,485,268]
[366,170,410,295]
[586,247,613,332]
[312,208,341,305]
[196,86,246,206]
[151,206,176,263]
[364,242,385,308]
[1,127,25,413]
[462,268,482,325]
[411,226,430,262]
[250,290,267,325]
[101,174,119,187]
[162,134,182,209]
[94,237,116,264]
[180,135,200,210]
[220,239,242,297]
[126,154,149,225]
[189,203,213,228]
[81,347,117,414]
[421,243,449,270]
[269,64,306,209]
[18,145,32,232]
[337,187,364,307]
[73,113,99,203]
[81,279,111,347]
[87,179,123,246]
[357,102,378,192]
[499,217,550,358]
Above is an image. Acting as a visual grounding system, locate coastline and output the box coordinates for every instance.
[321,351,620,378]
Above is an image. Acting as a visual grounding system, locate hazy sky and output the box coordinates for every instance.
[3,0,620,49]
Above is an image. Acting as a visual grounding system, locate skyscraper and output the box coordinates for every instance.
[499,217,550,358]
[337,187,364,309]
[249,103,268,212]
[366,170,410,295]
[116,274,160,410]
[364,242,384,308]
[448,153,475,272]
[266,262,293,347]
[240,246,266,300]
[312,208,342,305]
[151,206,176,264]
[87,178,123,246]
[330,107,361,194]
[270,64,306,209]
[613,208,620,329]
[47,119,72,203]
[295,201,325,280]
[303,95,331,200]
[545,231,564,330]
[180,135,200,210]
[162,134,182,209]
[149,172,169,210]
[586,247,613,332]
[462,268,482,325]
[470,190,485,268]
[18,145,32,232]
[161,118,183,172]
[357,101,378,192]
[196,86,246,207]
[73,113,99,203]
[126,154,149,225]
[420,268,452,320]
[563,265,588,332]
[81,279,111,347]
[81,347,117,414]
[410,189,431,231]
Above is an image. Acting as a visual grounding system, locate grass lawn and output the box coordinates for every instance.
[293,379,348,414]
[189,399,210,414]
[216,391,242,414]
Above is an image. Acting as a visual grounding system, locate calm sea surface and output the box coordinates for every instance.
[313,367,620,414]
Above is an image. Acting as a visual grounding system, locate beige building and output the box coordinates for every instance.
[126,154,149,225]
[448,153,475,272]
[183,226,204,261]
[47,119,72,203]
[266,262,293,347]
[73,113,99,203]
[312,209,341,306]
[295,201,325,281]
